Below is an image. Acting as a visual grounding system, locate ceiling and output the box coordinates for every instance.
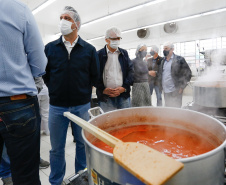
[20,0,226,50]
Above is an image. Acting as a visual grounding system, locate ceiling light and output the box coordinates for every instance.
[87,36,105,42]
[32,0,58,15]
[86,7,226,42]
[82,0,166,27]
[55,0,166,36]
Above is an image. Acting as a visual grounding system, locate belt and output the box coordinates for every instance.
[0,94,30,101]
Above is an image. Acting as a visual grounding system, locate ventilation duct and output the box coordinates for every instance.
[137,28,150,39]
[163,22,178,34]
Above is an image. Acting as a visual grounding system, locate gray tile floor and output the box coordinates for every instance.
[39,127,76,185]
[0,86,194,185]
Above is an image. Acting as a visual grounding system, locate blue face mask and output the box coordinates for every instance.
[139,51,147,58]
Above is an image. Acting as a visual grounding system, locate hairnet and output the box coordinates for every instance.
[135,43,147,56]
[61,6,81,30]
[105,27,122,39]
[163,42,174,49]
[151,45,159,53]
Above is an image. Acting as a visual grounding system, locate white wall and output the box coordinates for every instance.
[37,9,226,50]
[120,11,226,50]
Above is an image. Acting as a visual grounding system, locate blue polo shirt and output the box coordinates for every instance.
[162,54,176,93]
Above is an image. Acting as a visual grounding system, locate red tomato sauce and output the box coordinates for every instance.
[92,125,216,159]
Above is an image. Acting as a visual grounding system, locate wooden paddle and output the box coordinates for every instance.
[64,112,184,185]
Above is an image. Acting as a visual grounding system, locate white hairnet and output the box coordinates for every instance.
[61,6,81,30]
[163,41,174,49]
[135,43,146,56]
[151,45,159,53]
[105,27,122,39]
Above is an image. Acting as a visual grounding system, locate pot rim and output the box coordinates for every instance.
[82,107,226,163]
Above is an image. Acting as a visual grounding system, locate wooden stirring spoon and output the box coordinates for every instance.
[64,112,184,185]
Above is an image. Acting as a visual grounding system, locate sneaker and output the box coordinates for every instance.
[2,177,13,185]
[39,159,50,169]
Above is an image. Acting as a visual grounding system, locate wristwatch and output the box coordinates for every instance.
[124,88,127,92]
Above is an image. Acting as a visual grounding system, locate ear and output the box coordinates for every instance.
[105,39,110,44]
[75,21,80,29]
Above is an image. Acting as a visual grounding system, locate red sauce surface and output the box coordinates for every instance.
[92,125,216,159]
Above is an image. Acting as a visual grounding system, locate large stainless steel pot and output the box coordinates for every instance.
[82,107,226,185]
[193,81,226,108]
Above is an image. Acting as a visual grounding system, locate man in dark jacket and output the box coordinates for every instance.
[147,45,163,106]
[158,42,192,108]
[43,6,99,185]
[96,27,133,112]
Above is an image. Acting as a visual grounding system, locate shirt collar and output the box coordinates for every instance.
[165,53,174,61]
[62,35,79,45]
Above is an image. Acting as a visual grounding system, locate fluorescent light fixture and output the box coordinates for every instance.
[87,36,105,42]
[82,0,166,27]
[55,0,166,36]
[86,7,226,42]
[32,0,58,15]
[201,7,226,16]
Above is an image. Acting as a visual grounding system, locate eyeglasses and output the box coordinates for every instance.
[108,37,121,40]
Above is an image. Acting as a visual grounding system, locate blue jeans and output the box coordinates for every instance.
[0,145,11,179]
[49,103,90,185]
[0,96,41,185]
[149,82,162,106]
[99,97,131,112]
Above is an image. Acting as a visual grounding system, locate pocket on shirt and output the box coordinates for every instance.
[0,104,37,138]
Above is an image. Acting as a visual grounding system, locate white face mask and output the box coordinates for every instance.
[59,19,75,36]
[110,40,120,49]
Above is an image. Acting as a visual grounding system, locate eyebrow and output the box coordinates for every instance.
[60,16,71,19]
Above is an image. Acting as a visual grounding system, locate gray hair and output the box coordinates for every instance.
[163,41,174,49]
[135,43,146,56]
[151,45,159,53]
[61,6,81,30]
[105,27,122,38]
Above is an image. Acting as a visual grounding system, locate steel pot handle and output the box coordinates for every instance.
[88,107,104,118]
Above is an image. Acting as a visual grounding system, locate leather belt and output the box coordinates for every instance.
[10,94,28,100]
[0,94,29,101]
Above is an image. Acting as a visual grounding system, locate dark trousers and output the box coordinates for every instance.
[0,96,41,185]
[164,90,182,108]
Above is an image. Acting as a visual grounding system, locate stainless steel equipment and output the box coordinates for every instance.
[83,107,226,185]
[201,49,226,66]
[62,169,88,185]
[193,81,226,108]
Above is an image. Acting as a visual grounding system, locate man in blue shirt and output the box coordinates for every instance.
[44,6,99,185]
[158,42,192,107]
[0,0,47,184]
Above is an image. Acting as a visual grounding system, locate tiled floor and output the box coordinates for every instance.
[39,126,76,185]
[0,88,193,185]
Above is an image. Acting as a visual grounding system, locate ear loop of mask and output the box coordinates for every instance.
[72,22,79,31]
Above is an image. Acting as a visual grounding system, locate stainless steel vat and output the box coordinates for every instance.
[83,107,226,185]
[193,81,226,108]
